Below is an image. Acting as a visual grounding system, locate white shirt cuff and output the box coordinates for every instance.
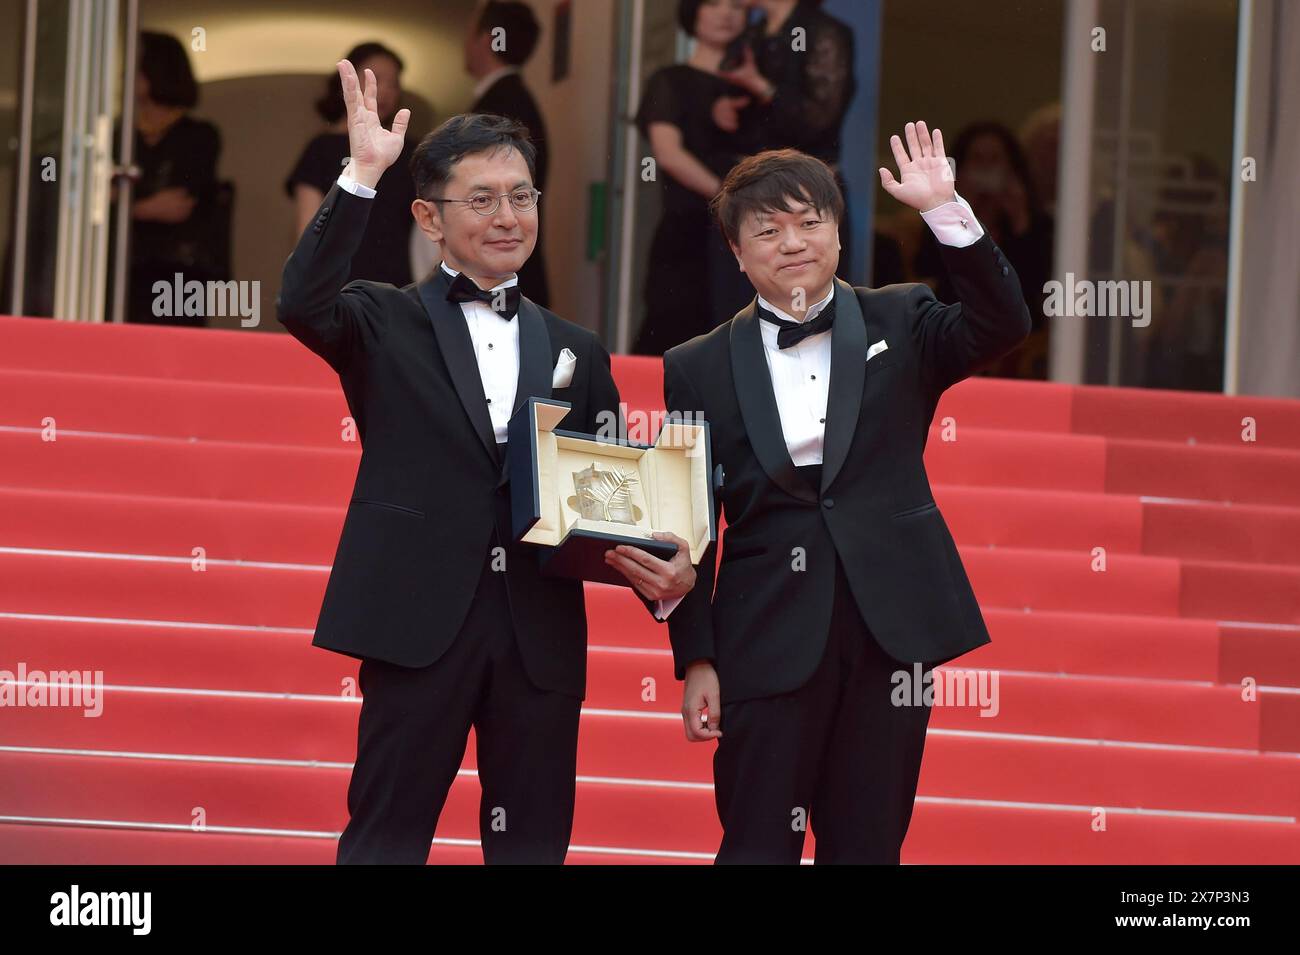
[654,595,684,621]
[337,173,376,199]
[920,191,984,248]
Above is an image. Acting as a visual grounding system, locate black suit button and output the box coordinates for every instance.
[1001,266,1010,276]
[822,498,834,509]
[321,206,331,214]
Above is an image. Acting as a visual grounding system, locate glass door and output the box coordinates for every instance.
[5,0,137,323]
[1071,0,1239,391]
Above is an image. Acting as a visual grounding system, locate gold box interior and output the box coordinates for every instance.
[521,402,712,564]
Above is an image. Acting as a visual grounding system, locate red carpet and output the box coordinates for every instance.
[2,314,1298,864]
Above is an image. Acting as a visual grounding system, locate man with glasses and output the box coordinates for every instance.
[277,60,697,864]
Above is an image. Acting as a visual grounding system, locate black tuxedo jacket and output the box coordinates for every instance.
[663,233,1032,703]
[276,182,622,699]
[472,73,550,307]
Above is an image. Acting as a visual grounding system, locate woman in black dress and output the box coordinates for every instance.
[632,0,753,355]
[285,42,417,288]
[719,0,856,279]
[118,32,223,326]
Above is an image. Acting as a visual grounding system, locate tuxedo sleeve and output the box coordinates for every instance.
[662,351,720,679]
[910,232,1033,395]
[275,181,390,375]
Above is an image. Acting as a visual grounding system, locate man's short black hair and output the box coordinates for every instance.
[410,112,537,201]
[138,32,199,109]
[711,149,845,247]
[477,1,542,67]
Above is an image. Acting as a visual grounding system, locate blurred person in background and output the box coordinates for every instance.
[632,0,754,355]
[1020,102,1060,218]
[1141,155,1229,391]
[715,0,856,278]
[286,42,416,289]
[115,31,222,326]
[465,1,551,307]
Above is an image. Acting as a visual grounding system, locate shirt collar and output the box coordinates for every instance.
[757,283,835,326]
[440,260,518,291]
[473,65,520,100]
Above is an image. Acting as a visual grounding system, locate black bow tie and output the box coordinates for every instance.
[445,270,521,320]
[758,297,836,349]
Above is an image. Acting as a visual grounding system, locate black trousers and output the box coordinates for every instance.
[712,549,934,865]
[336,502,582,865]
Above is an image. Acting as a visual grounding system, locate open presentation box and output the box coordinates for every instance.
[507,397,717,588]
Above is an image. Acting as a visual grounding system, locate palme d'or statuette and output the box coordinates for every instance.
[571,461,642,524]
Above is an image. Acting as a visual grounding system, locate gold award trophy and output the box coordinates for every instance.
[572,462,642,525]
[507,398,717,588]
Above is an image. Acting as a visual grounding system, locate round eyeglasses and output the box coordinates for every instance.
[433,188,541,216]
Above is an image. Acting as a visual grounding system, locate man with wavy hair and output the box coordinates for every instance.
[662,123,1031,863]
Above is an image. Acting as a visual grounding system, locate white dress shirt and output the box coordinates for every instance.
[337,171,377,199]
[438,262,520,444]
[757,192,986,465]
[756,283,836,466]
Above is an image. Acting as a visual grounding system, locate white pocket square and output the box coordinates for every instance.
[866,339,889,361]
[552,348,577,388]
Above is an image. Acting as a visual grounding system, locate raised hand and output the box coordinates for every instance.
[720,46,769,101]
[879,120,956,213]
[337,59,410,188]
[711,94,751,133]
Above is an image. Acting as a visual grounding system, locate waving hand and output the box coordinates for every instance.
[337,59,410,187]
[879,120,956,213]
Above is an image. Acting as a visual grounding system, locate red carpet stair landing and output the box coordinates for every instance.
[1,313,1299,864]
